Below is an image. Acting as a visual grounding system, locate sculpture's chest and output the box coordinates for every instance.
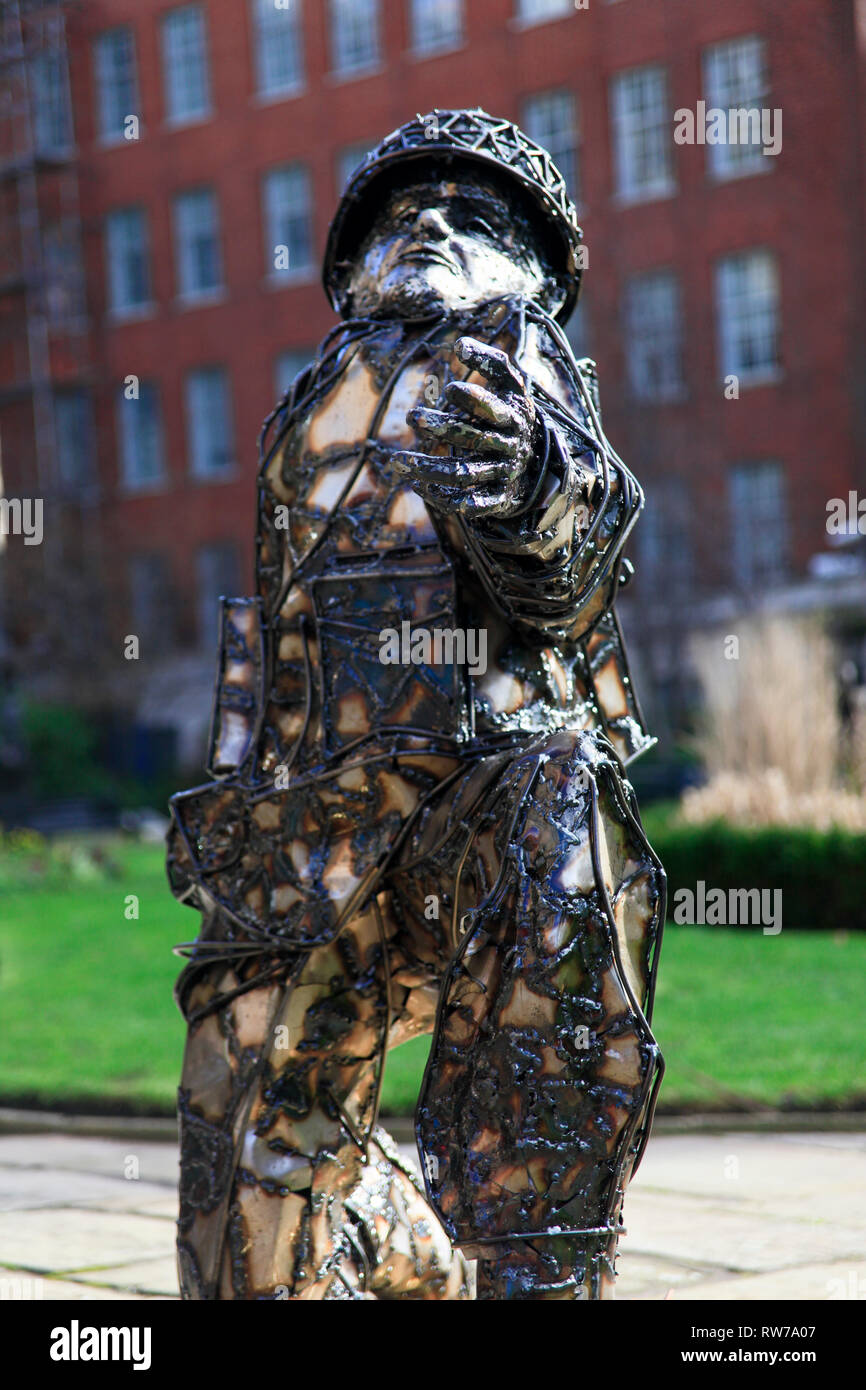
[288,336,466,556]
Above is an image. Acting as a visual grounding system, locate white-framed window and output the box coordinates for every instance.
[275,348,311,399]
[623,270,684,403]
[252,0,304,96]
[54,391,95,490]
[173,188,223,299]
[263,165,313,278]
[129,552,173,644]
[522,89,579,200]
[105,207,151,315]
[515,0,573,24]
[336,140,372,193]
[729,461,788,588]
[29,49,74,153]
[117,381,165,490]
[161,5,211,125]
[715,249,780,383]
[94,27,139,143]
[329,0,380,76]
[410,0,463,54]
[638,479,694,595]
[196,541,241,643]
[611,65,675,202]
[185,367,235,478]
[703,35,769,180]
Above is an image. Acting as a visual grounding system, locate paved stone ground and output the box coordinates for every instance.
[0,1129,864,1301]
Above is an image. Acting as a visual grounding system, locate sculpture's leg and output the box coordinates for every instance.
[175,898,467,1300]
[415,731,665,1301]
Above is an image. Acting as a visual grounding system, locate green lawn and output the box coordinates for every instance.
[0,837,863,1115]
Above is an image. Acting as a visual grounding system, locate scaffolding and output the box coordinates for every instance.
[0,0,85,512]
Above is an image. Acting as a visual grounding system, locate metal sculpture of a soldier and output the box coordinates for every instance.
[167,109,665,1301]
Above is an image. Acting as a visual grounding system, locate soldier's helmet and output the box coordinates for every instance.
[323,107,584,325]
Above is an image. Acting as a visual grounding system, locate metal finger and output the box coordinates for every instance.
[444,381,519,430]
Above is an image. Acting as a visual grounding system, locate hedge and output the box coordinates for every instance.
[644,819,866,931]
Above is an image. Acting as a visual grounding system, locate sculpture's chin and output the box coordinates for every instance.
[352,269,462,321]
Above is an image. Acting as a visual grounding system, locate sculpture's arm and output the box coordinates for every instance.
[396,336,640,646]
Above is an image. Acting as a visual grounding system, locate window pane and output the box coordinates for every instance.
[263,165,313,275]
[330,0,380,75]
[624,270,684,402]
[95,27,138,141]
[253,0,304,94]
[185,367,235,477]
[184,369,233,478]
[173,188,222,297]
[638,480,694,593]
[118,382,165,488]
[522,89,579,199]
[105,208,151,313]
[162,6,211,123]
[410,0,463,53]
[196,541,240,643]
[611,65,674,200]
[715,250,780,380]
[129,552,172,645]
[729,462,788,587]
[703,36,768,178]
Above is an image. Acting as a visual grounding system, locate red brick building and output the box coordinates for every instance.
[1,0,865,765]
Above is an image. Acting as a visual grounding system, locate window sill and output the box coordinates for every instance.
[97,130,143,150]
[406,40,466,62]
[263,269,316,290]
[163,110,213,132]
[174,288,227,310]
[630,387,689,407]
[189,467,239,486]
[509,11,581,33]
[118,476,169,498]
[324,63,385,86]
[108,302,157,325]
[721,366,783,390]
[707,159,773,185]
[251,82,306,108]
[613,181,677,209]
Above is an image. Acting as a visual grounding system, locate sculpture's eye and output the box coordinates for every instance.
[465,215,495,240]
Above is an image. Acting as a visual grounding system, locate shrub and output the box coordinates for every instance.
[648,818,866,931]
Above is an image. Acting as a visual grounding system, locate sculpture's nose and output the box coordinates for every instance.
[412,207,450,241]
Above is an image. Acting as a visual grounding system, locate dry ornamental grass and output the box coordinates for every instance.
[682,617,866,830]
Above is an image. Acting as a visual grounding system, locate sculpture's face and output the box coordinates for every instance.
[345,175,556,320]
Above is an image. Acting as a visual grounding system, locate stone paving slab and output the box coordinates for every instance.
[0,1207,173,1273]
[0,1129,862,1301]
[0,1167,174,1213]
[620,1189,866,1273]
[0,1135,179,1184]
[0,1268,157,1301]
[666,1259,866,1302]
[70,1255,179,1298]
